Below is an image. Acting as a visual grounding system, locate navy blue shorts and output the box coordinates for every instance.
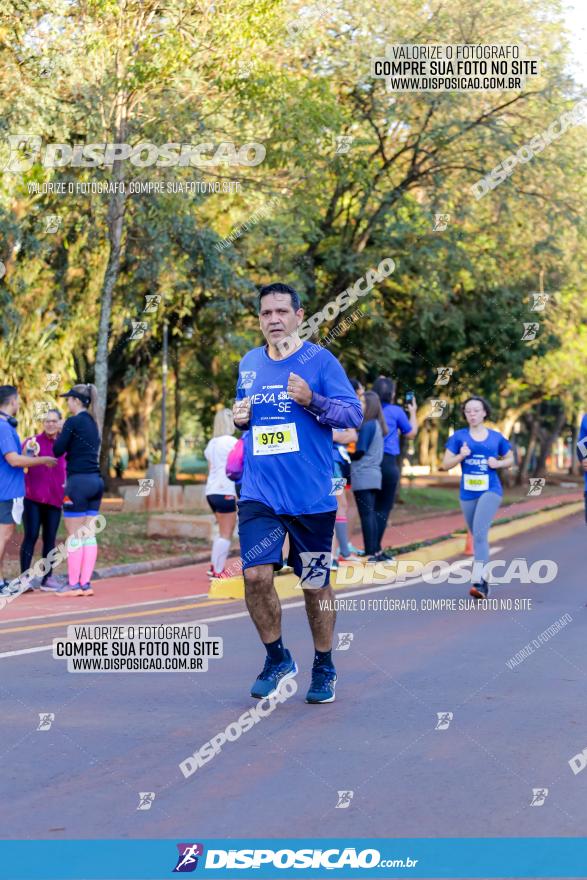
[238,500,336,589]
[63,474,104,517]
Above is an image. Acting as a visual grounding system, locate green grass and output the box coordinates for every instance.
[61,511,206,567]
[399,486,462,511]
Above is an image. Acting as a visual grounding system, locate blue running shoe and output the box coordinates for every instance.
[55,583,83,597]
[306,663,337,703]
[250,649,297,699]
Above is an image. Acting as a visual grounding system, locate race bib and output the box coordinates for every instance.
[252,423,299,456]
[464,474,489,492]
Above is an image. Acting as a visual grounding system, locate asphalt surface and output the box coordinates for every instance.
[0,513,586,845]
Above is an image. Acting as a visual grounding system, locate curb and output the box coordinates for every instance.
[93,541,240,580]
[208,499,583,600]
[93,554,206,580]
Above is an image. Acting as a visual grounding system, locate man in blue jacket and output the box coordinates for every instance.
[233,283,362,704]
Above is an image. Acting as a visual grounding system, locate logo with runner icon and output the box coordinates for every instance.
[297,552,331,590]
[435,712,453,730]
[335,632,354,651]
[527,477,545,496]
[173,843,204,872]
[239,371,256,390]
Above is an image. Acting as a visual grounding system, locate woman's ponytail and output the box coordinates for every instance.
[86,384,102,433]
[71,383,102,434]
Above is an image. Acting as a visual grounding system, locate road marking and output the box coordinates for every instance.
[0,544,509,659]
[0,598,235,635]
[0,592,228,626]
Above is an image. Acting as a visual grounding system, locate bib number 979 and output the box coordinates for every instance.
[260,430,286,445]
[252,422,299,455]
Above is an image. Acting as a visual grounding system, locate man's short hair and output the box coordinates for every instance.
[0,385,18,407]
[258,282,301,312]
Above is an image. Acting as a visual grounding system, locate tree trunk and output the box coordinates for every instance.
[99,392,118,487]
[419,423,430,467]
[518,415,539,484]
[94,94,128,432]
[169,341,182,483]
[535,407,566,476]
[429,423,439,472]
[569,411,583,476]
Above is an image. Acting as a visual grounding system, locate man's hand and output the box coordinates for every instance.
[287,372,312,406]
[39,456,58,468]
[233,397,251,427]
[487,456,499,469]
[582,459,587,472]
[407,397,417,416]
[460,442,471,460]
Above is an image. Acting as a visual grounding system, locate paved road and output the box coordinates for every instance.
[0,513,585,842]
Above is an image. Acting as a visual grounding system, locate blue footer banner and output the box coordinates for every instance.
[1,838,586,879]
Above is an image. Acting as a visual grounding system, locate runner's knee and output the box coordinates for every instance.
[244,564,275,591]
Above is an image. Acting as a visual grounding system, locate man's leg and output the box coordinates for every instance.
[286,509,338,703]
[303,584,336,651]
[0,522,15,583]
[238,500,293,698]
[244,563,282,643]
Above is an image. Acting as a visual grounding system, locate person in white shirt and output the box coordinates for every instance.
[204,408,238,577]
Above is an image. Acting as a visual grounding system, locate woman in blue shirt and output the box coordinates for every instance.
[442,396,513,599]
[577,413,587,523]
[350,391,388,561]
[372,376,418,557]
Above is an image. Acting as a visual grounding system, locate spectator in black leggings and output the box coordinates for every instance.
[350,391,388,562]
[371,377,418,558]
[20,409,67,590]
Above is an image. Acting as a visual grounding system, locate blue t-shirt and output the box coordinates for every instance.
[445,427,511,500]
[236,342,361,514]
[0,419,25,501]
[382,402,411,455]
[577,413,587,490]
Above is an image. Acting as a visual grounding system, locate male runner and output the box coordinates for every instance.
[233,282,362,704]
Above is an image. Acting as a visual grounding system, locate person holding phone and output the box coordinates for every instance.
[371,376,418,557]
[0,385,58,596]
[442,396,514,599]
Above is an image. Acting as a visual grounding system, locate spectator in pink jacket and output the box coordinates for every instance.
[20,409,67,591]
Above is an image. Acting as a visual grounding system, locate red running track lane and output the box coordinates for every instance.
[0,490,579,624]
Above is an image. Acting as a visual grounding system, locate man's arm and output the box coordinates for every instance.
[306,391,363,429]
[333,428,358,444]
[5,452,57,468]
[288,354,363,430]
